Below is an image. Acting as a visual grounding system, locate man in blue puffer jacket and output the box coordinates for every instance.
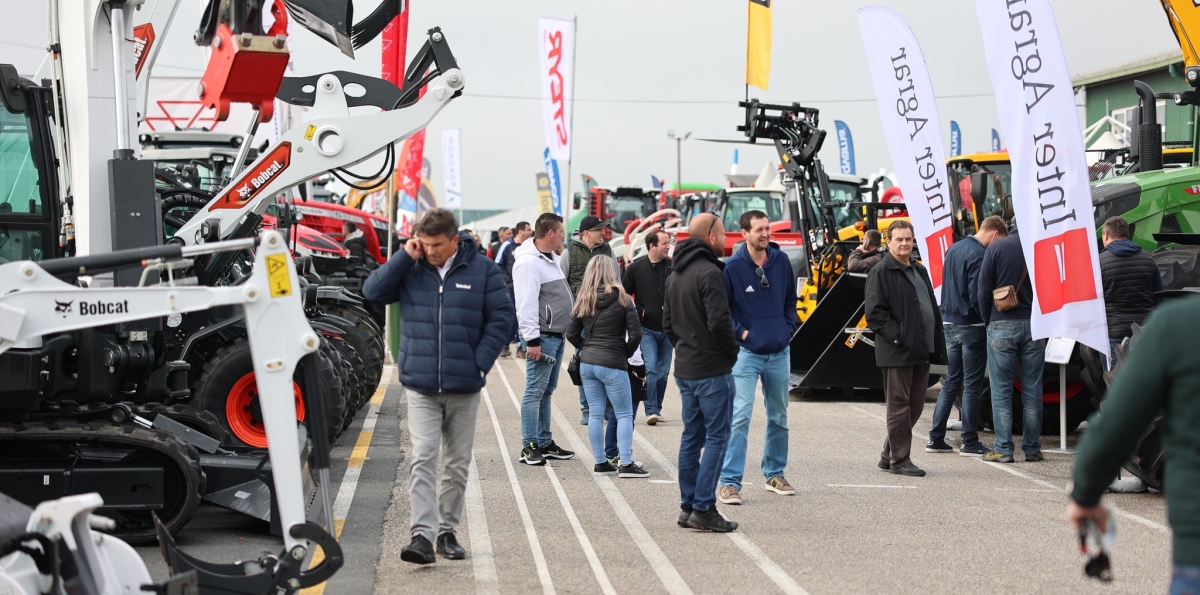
[362,208,514,565]
[716,210,799,506]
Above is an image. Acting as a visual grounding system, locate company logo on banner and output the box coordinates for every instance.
[858,6,955,300]
[950,121,962,157]
[974,0,1107,356]
[834,120,856,175]
[538,17,574,162]
[991,129,1002,152]
[543,148,564,216]
[536,173,554,214]
[442,128,462,208]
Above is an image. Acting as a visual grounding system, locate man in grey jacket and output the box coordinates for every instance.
[513,213,577,466]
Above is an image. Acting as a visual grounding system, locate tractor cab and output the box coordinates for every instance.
[946,152,1016,238]
[0,73,62,264]
[573,185,660,240]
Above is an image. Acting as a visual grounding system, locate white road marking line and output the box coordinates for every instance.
[648,480,677,484]
[481,387,556,595]
[846,403,1169,533]
[496,362,694,595]
[491,366,619,595]
[465,456,498,595]
[827,484,917,489]
[631,415,810,595]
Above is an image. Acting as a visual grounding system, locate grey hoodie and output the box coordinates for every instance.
[512,238,574,346]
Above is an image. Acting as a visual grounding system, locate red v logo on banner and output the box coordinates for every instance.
[924,227,954,288]
[1033,228,1098,313]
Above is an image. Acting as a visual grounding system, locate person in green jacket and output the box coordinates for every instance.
[1066,296,1200,592]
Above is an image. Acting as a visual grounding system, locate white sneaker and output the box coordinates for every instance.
[646,414,662,426]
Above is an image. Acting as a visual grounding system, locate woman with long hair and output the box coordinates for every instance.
[566,256,647,477]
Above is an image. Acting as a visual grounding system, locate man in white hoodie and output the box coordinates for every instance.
[512,213,577,465]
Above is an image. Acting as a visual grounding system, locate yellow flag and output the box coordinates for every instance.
[746,0,772,90]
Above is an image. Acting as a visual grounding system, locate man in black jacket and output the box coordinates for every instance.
[1099,216,1163,366]
[864,220,947,477]
[663,213,740,532]
[926,215,1007,456]
[976,224,1045,464]
[623,230,673,425]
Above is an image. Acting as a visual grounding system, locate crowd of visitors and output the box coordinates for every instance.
[366,208,1183,580]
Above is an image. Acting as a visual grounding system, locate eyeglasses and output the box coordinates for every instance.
[756,266,769,288]
[705,216,718,239]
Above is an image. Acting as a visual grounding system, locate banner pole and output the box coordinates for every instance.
[564,14,578,221]
[1059,363,1068,451]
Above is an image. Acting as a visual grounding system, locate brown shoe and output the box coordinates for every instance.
[498,347,512,358]
[765,476,796,496]
[717,484,742,505]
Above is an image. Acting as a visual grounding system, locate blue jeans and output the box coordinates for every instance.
[521,336,566,448]
[987,320,1045,456]
[640,328,673,416]
[581,363,634,465]
[507,290,520,343]
[1172,565,1200,595]
[931,324,987,447]
[720,347,790,489]
[677,374,735,513]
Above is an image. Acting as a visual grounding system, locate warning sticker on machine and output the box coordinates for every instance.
[265,253,292,298]
[844,315,874,349]
[304,125,316,140]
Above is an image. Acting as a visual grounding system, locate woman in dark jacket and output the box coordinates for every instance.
[567,256,647,478]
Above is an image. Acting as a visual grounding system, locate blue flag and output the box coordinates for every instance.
[651,175,664,190]
[950,121,962,157]
[833,120,856,175]
[991,129,1001,152]
[543,148,563,216]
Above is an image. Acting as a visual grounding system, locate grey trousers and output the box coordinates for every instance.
[406,389,481,544]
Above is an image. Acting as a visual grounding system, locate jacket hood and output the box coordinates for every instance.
[1107,239,1143,257]
[595,288,617,309]
[514,237,558,262]
[672,238,723,273]
[731,241,783,265]
[455,231,477,261]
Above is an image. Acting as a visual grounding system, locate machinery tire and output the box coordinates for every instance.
[326,332,368,412]
[318,338,360,434]
[977,381,1092,436]
[1153,245,1200,290]
[314,311,379,400]
[192,338,344,448]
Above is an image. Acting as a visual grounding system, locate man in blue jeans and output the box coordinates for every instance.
[623,229,673,424]
[977,223,1045,463]
[512,213,576,466]
[663,214,740,532]
[927,215,1008,456]
[717,211,798,505]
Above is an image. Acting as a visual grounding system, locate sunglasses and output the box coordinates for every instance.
[756,266,769,288]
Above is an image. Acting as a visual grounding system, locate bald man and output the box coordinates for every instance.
[663,213,740,532]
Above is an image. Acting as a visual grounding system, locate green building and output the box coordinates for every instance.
[1073,51,1194,147]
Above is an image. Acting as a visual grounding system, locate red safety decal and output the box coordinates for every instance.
[133,24,155,77]
[209,142,292,210]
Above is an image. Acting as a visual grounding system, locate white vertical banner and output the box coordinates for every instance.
[858,6,955,302]
[442,128,462,208]
[538,17,574,162]
[975,0,1108,356]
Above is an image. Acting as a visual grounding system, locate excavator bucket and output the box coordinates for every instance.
[788,273,884,391]
[285,0,355,57]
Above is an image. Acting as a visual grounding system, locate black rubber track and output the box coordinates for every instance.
[318,304,385,392]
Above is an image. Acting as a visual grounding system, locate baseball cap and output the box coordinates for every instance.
[580,215,609,231]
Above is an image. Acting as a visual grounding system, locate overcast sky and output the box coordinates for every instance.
[5,0,1181,210]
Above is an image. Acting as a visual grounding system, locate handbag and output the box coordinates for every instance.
[992,268,1027,312]
[567,311,601,386]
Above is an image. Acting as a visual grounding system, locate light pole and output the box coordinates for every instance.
[667,129,691,197]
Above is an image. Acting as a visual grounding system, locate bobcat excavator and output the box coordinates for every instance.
[0,0,462,591]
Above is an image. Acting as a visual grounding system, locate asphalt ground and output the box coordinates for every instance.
[133,355,1172,595]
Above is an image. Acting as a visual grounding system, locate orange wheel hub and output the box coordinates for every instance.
[225,372,305,447]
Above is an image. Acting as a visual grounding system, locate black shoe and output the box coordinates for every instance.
[888,462,927,477]
[618,462,650,478]
[400,535,436,565]
[925,438,954,453]
[593,462,617,475]
[687,508,737,532]
[520,442,546,466]
[677,508,694,528]
[541,441,575,460]
[436,533,465,560]
[877,459,890,471]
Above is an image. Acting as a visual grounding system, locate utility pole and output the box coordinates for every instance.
[667,129,691,199]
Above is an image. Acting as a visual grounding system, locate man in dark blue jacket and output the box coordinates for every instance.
[495,221,531,357]
[926,216,1007,457]
[362,209,514,565]
[716,210,799,505]
[976,223,1045,464]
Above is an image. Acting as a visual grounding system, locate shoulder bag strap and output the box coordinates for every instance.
[1016,267,1028,291]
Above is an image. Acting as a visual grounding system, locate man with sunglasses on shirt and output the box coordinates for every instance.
[716,210,799,505]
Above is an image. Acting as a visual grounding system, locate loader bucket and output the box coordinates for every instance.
[788,273,884,391]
